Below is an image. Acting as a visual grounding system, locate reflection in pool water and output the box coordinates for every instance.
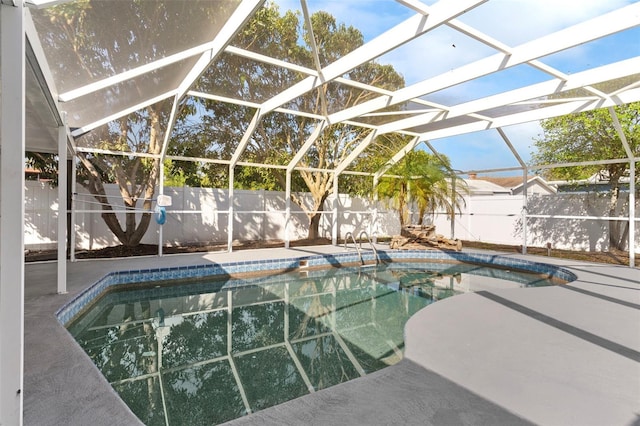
[68,262,557,425]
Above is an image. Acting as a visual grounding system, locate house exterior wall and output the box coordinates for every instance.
[511,180,555,196]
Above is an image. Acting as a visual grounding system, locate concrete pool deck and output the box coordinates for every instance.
[24,246,640,425]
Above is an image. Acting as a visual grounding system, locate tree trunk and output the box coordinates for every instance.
[78,106,163,248]
[307,190,329,240]
[308,211,323,240]
[417,205,426,225]
[398,184,408,227]
[607,172,626,250]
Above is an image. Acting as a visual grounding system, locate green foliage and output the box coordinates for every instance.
[531,102,640,181]
[26,152,59,185]
[172,2,406,181]
[376,151,466,226]
[166,3,406,238]
[341,134,414,196]
[531,102,639,250]
[35,1,409,242]
[35,1,202,246]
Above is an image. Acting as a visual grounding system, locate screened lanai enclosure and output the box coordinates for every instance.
[1,0,640,423]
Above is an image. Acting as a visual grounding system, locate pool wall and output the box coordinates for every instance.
[56,250,577,325]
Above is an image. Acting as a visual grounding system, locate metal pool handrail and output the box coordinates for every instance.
[358,231,379,265]
[344,231,363,264]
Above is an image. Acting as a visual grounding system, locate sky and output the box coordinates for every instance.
[275,0,640,176]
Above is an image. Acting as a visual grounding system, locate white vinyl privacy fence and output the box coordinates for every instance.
[25,181,639,254]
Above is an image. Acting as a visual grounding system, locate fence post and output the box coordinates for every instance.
[1,2,25,423]
[57,117,68,294]
[332,173,339,245]
[522,168,528,254]
[285,171,291,248]
[629,160,636,267]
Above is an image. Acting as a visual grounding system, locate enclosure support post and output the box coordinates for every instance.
[158,161,164,257]
[450,175,456,239]
[227,166,235,253]
[372,175,379,243]
[0,2,25,424]
[608,108,635,266]
[521,167,528,254]
[332,173,339,246]
[57,119,68,294]
[629,160,635,267]
[70,154,77,262]
[467,193,472,241]
[285,171,291,249]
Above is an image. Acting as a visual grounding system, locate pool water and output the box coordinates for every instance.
[67,262,558,425]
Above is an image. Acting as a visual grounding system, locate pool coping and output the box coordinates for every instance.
[55,249,576,326]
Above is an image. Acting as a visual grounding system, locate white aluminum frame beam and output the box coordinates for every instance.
[533,158,635,171]
[57,113,69,294]
[261,0,488,114]
[227,110,262,251]
[222,45,427,100]
[496,128,526,169]
[225,45,317,76]
[629,162,636,267]
[381,57,640,135]
[398,0,607,102]
[57,0,264,103]
[188,90,325,121]
[608,107,636,267]
[329,2,640,124]
[58,49,205,102]
[300,0,328,117]
[335,130,378,175]
[75,146,161,159]
[373,136,421,179]
[158,0,263,161]
[462,166,524,175]
[70,90,178,137]
[229,110,262,168]
[608,107,635,160]
[24,0,72,8]
[24,8,64,127]
[418,89,640,142]
[495,126,529,253]
[1,2,26,424]
[286,121,328,172]
[389,56,637,135]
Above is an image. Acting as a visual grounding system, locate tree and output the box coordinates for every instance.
[531,102,640,250]
[26,152,58,183]
[173,5,406,240]
[74,106,166,246]
[376,151,466,227]
[33,1,228,246]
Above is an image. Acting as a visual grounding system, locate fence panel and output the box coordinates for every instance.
[24,183,640,253]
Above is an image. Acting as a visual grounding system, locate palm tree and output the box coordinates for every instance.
[376,151,466,227]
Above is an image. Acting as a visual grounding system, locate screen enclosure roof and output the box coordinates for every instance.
[22,0,640,175]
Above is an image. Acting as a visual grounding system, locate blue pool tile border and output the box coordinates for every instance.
[56,250,577,325]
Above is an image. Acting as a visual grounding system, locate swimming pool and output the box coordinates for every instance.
[64,256,572,425]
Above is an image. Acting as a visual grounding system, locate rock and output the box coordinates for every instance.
[390,225,462,251]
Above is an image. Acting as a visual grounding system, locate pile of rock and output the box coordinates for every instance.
[389,224,462,251]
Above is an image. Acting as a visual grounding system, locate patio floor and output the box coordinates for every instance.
[23,246,640,425]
